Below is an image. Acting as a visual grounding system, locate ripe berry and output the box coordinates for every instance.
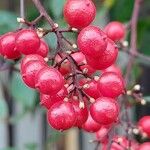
[47,101,76,130]
[64,0,96,29]
[16,29,40,55]
[0,32,20,59]
[138,116,150,137]
[103,64,122,76]
[97,72,125,98]
[83,80,101,99]
[21,60,46,88]
[77,26,107,58]
[82,113,101,132]
[40,86,68,109]
[36,39,49,57]
[21,54,45,71]
[104,21,126,41]
[35,67,64,95]
[71,100,88,127]
[138,142,150,150]
[85,38,118,70]
[90,97,119,125]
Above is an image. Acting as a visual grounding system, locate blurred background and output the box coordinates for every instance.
[0,0,150,150]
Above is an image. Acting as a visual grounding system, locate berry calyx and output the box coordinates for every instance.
[35,67,64,95]
[36,39,49,57]
[16,29,40,55]
[77,26,107,58]
[71,100,88,127]
[47,101,76,130]
[0,32,21,59]
[64,0,96,29]
[104,21,126,41]
[138,116,150,138]
[90,97,119,125]
[82,113,101,132]
[21,60,46,88]
[97,72,125,98]
[40,86,68,109]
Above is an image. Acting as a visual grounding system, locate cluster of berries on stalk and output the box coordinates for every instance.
[0,0,149,149]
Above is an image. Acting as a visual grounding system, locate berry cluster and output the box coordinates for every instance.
[1,0,148,149]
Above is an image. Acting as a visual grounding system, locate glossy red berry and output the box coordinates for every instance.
[138,142,150,150]
[35,67,64,95]
[85,38,118,70]
[82,113,101,132]
[83,80,101,99]
[90,97,119,125]
[47,101,76,130]
[16,29,40,55]
[97,72,124,98]
[103,64,122,76]
[21,54,45,71]
[21,60,46,88]
[40,86,68,109]
[71,100,88,127]
[64,0,96,29]
[36,39,49,57]
[0,32,20,59]
[138,116,150,137]
[104,21,126,41]
[77,26,107,58]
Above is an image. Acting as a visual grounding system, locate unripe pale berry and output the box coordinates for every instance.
[40,86,68,109]
[138,142,150,150]
[47,101,76,130]
[21,60,46,88]
[21,54,45,71]
[97,72,125,98]
[64,0,96,29]
[85,38,118,70]
[77,26,107,58]
[36,39,49,57]
[35,67,64,95]
[71,100,88,127]
[16,29,40,55]
[0,32,21,59]
[104,21,126,41]
[82,113,101,132]
[90,97,119,125]
[138,116,150,138]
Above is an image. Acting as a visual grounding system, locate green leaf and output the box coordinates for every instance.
[49,0,66,19]
[0,99,8,119]
[10,72,37,109]
[0,11,18,34]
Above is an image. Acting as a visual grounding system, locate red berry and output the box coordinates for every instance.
[21,60,46,88]
[77,26,107,58]
[64,0,96,29]
[0,32,20,59]
[138,116,150,137]
[83,80,101,99]
[97,72,124,98]
[85,38,118,70]
[90,97,119,125]
[47,101,76,130]
[138,142,150,150]
[82,113,101,132]
[40,86,68,109]
[36,39,49,57]
[104,21,126,41]
[103,64,122,76]
[16,29,40,55]
[80,64,96,75]
[21,54,45,71]
[35,67,64,95]
[71,100,88,127]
